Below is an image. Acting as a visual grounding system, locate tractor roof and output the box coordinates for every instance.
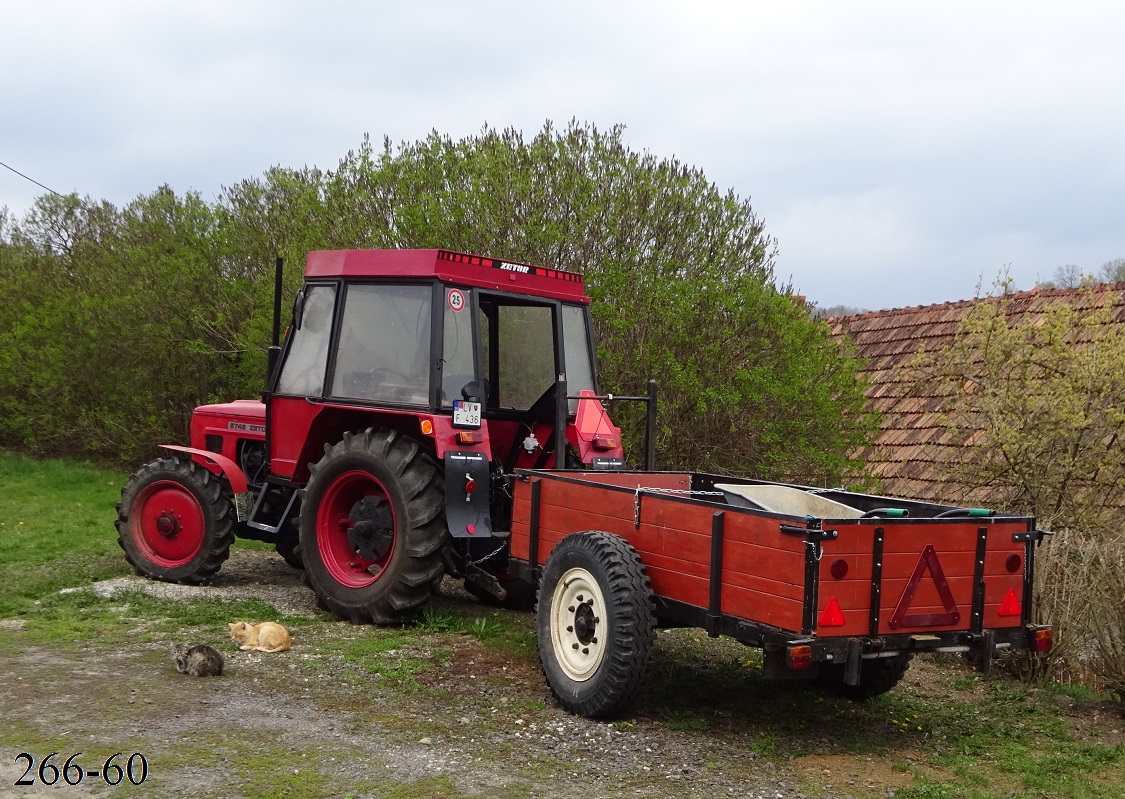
[304,249,589,303]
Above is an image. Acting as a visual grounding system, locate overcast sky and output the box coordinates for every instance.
[2,1,1123,311]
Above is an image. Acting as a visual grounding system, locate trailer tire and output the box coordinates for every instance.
[816,652,914,700]
[297,428,447,625]
[536,531,655,718]
[115,457,234,584]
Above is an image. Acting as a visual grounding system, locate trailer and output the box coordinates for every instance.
[509,469,1052,717]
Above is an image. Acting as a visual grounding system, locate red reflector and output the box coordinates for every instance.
[830,558,849,579]
[818,597,845,627]
[787,645,813,670]
[998,588,1021,617]
[1005,553,1022,573]
[1033,627,1053,652]
[465,478,476,494]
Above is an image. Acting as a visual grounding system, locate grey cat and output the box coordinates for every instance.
[172,644,224,677]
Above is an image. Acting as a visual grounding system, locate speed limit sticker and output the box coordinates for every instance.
[447,289,465,312]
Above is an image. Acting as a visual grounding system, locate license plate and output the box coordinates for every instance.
[453,400,481,428]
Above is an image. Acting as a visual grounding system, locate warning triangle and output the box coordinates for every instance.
[890,544,961,629]
[998,588,1022,617]
[819,596,845,627]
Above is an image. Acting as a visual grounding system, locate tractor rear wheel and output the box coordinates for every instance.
[297,428,447,624]
[115,457,234,584]
[536,531,655,718]
[816,652,914,700]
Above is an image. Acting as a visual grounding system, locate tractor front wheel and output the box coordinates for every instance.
[536,531,655,718]
[115,457,234,583]
[297,428,447,624]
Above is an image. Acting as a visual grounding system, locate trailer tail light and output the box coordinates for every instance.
[787,645,813,670]
[998,588,1021,617]
[1033,627,1053,652]
[457,430,483,445]
[593,435,618,450]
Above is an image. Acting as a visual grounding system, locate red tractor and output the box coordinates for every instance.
[116,249,640,622]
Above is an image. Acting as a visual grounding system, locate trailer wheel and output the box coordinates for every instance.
[298,428,446,624]
[536,531,655,718]
[115,457,234,584]
[816,652,914,700]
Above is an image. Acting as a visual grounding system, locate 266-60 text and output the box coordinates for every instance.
[14,752,149,786]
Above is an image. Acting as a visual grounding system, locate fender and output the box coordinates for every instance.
[160,444,252,521]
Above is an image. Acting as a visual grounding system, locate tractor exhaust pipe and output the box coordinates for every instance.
[266,256,284,387]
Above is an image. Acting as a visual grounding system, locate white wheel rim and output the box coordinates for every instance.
[550,566,607,681]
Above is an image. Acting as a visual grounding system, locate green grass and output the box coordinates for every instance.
[0,453,133,616]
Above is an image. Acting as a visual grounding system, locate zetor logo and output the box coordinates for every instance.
[227,421,266,434]
[498,262,530,274]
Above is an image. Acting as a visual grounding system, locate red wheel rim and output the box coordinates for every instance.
[316,470,395,588]
[130,480,206,568]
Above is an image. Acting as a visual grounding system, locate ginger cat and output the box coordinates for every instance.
[228,621,291,653]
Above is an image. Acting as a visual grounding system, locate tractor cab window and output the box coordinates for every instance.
[478,298,596,414]
[276,284,337,396]
[561,304,595,411]
[330,283,431,406]
[441,286,476,405]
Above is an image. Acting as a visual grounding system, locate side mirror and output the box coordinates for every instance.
[292,290,306,331]
[461,380,486,403]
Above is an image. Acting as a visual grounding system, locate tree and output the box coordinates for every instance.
[1099,257,1125,284]
[304,122,876,483]
[1037,263,1095,290]
[0,121,877,484]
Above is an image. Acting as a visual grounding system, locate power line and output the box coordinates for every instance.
[0,159,63,197]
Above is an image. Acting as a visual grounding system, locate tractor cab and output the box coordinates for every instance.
[267,249,624,482]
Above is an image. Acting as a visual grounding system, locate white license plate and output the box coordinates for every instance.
[453,400,481,428]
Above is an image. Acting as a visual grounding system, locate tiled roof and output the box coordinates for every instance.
[828,283,1125,504]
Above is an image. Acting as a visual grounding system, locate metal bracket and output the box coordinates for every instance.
[1013,529,1053,544]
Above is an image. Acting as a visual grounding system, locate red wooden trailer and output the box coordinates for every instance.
[508,469,1052,717]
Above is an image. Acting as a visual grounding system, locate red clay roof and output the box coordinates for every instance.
[828,283,1125,503]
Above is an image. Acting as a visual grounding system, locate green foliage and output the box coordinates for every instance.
[0,121,875,481]
[914,288,1125,693]
[918,290,1125,532]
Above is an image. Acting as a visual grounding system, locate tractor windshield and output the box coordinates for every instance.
[330,283,431,406]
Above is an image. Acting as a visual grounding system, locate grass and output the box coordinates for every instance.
[2,452,1123,799]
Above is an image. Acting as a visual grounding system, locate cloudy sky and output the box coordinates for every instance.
[2,1,1123,311]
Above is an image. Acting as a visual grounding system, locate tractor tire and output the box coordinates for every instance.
[816,652,914,700]
[274,537,304,570]
[115,457,234,584]
[536,531,655,718]
[297,428,447,625]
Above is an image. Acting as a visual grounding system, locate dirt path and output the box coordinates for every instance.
[2,549,1120,798]
[0,550,818,798]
